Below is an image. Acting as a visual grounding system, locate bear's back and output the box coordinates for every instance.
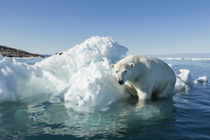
[126,55,175,81]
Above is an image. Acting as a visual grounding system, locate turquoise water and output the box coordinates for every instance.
[0,59,210,140]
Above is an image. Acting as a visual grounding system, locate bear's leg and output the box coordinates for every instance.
[135,82,153,100]
[136,88,149,100]
[157,82,174,98]
[124,82,138,98]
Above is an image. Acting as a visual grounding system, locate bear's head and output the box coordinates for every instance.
[111,62,134,85]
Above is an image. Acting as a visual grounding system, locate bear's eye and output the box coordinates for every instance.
[124,70,127,73]
[116,71,119,73]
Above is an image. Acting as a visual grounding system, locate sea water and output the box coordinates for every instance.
[0,37,210,140]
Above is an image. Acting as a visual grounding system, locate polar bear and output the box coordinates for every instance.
[111,55,176,100]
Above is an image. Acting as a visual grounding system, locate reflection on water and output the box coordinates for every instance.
[45,98,175,138]
[0,97,176,139]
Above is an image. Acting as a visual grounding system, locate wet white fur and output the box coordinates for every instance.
[112,55,176,100]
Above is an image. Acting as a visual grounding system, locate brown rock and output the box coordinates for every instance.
[0,45,45,58]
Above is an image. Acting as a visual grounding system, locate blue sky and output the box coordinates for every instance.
[0,0,210,55]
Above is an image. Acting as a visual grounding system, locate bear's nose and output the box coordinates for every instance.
[118,80,124,85]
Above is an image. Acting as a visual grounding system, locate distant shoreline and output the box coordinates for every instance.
[0,45,45,58]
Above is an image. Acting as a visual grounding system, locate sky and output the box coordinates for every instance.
[0,0,210,55]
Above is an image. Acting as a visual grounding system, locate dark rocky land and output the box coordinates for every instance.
[0,45,44,58]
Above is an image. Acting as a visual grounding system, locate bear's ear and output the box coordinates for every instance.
[111,64,115,69]
[129,63,134,68]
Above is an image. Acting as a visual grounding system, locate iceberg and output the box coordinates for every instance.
[36,36,128,111]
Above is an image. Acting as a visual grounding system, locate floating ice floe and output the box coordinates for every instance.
[193,76,208,84]
[174,69,208,93]
[174,69,192,92]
